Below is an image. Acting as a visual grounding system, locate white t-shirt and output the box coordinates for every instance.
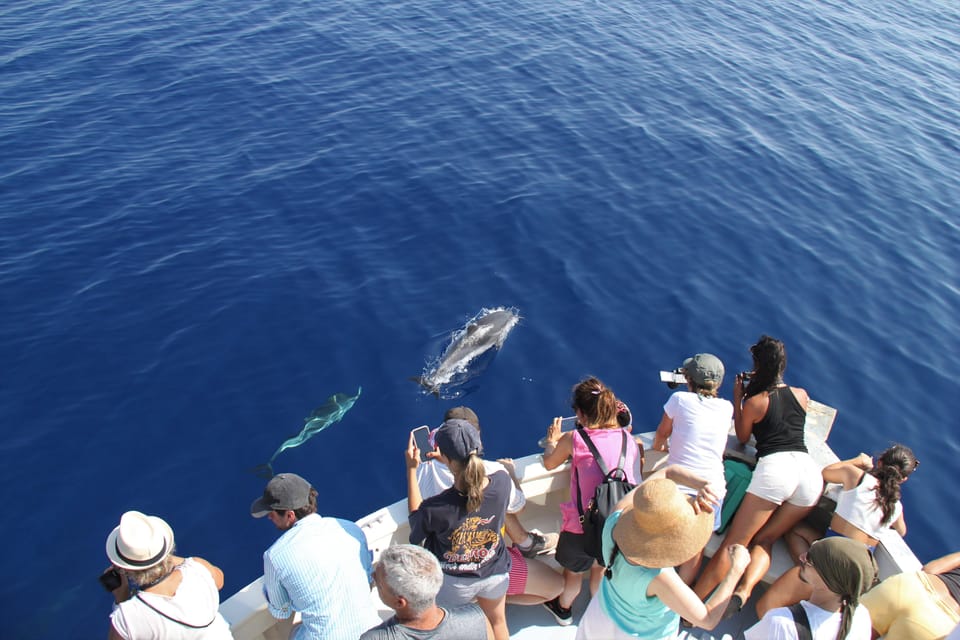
[416,458,524,513]
[663,391,732,493]
[744,601,872,640]
[110,558,234,640]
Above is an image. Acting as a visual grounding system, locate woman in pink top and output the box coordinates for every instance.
[541,377,642,625]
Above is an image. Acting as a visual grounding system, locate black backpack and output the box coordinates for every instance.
[574,427,636,565]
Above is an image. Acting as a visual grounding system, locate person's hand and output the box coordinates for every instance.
[855,453,874,470]
[728,544,750,572]
[546,417,562,446]
[692,483,720,514]
[406,432,421,470]
[733,374,746,403]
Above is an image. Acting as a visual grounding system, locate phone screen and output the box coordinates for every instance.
[559,416,577,431]
[411,426,432,462]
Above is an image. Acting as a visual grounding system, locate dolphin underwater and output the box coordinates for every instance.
[411,307,520,397]
[254,387,361,478]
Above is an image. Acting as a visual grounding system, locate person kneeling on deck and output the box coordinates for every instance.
[362,544,494,640]
[251,473,379,640]
[744,537,874,640]
[575,478,750,640]
[652,352,733,585]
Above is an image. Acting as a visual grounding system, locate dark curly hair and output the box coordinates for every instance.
[744,335,787,399]
[870,444,918,525]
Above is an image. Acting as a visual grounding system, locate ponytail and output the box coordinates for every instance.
[836,599,854,640]
[462,454,486,513]
[871,444,918,525]
[571,377,618,427]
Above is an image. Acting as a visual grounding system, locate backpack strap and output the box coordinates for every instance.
[579,427,628,476]
[574,428,628,519]
[788,602,813,640]
[604,543,620,578]
[577,426,613,477]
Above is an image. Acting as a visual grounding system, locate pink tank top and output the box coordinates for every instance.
[560,427,640,533]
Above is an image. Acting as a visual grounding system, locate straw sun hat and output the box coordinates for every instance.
[612,478,713,568]
[105,511,175,571]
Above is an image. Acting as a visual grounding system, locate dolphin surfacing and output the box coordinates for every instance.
[254,387,361,478]
[412,307,520,397]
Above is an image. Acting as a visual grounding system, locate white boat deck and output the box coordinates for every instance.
[221,400,920,640]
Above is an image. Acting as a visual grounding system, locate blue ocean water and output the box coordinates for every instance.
[1,0,957,636]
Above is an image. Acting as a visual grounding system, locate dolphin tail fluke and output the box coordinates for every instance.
[250,463,274,480]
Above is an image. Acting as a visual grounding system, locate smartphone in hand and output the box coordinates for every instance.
[411,426,432,462]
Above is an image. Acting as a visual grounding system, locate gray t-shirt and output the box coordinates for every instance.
[360,604,488,640]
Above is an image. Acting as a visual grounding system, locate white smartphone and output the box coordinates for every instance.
[411,426,432,462]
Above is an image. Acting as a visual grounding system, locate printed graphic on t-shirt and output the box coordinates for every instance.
[444,514,500,571]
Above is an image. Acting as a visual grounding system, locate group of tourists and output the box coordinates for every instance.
[100,334,960,640]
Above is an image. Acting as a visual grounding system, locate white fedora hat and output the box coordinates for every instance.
[105,511,174,571]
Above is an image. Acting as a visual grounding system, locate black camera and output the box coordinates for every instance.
[738,371,752,384]
[99,568,122,592]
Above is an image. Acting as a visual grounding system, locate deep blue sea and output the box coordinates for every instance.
[1,0,957,636]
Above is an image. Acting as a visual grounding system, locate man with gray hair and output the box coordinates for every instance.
[361,544,493,640]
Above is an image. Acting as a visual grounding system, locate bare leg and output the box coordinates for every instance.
[693,493,778,600]
[785,521,821,564]
[558,568,584,609]
[677,549,705,586]
[505,558,564,605]
[504,513,528,546]
[588,564,605,597]
[732,502,815,604]
[476,593,509,640]
[755,566,813,618]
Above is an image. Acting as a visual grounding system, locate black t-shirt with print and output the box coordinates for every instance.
[409,469,511,578]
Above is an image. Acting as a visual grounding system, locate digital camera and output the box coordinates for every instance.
[660,368,686,389]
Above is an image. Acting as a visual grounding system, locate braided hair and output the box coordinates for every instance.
[870,444,917,525]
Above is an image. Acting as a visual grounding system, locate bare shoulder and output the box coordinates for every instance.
[790,386,809,409]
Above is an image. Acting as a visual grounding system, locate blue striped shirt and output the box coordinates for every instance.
[262,513,379,640]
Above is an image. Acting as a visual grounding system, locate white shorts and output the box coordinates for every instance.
[678,486,724,532]
[747,451,822,507]
[436,571,509,606]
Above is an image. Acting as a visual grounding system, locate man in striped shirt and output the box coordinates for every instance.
[252,473,379,640]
